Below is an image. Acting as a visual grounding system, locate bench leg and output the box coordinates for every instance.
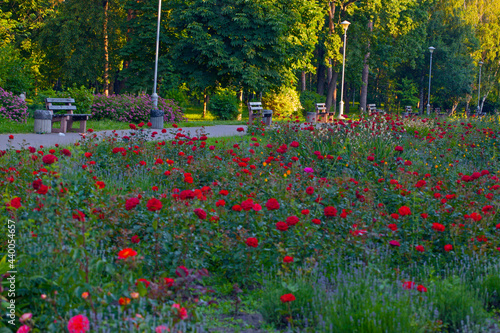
[79,120,87,133]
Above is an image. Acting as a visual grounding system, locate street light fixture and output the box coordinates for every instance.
[426,46,435,116]
[338,20,350,118]
[477,61,483,114]
[151,0,162,109]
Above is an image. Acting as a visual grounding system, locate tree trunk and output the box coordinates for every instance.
[203,90,208,118]
[325,72,338,112]
[419,71,425,113]
[360,21,373,113]
[103,0,109,96]
[301,71,306,91]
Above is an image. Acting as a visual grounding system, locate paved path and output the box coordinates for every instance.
[0,125,248,150]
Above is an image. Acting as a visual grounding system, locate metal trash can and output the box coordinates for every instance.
[34,110,53,134]
[306,112,317,123]
[150,109,164,129]
[262,109,273,126]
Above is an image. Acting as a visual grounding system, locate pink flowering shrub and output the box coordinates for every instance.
[0,87,29,123]
[91,94,185,123]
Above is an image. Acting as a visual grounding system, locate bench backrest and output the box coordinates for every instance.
[368,104,377,111]
[434,107,441,112]
[405,106,412,111]
[248,102,263,113]
[316,103,326,112]
[46,98,77,113]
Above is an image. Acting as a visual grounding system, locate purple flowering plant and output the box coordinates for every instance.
[0,87,29,123]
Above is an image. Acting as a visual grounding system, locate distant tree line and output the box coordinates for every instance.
[1,0,499,113]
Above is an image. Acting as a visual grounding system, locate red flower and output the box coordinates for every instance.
[125,197,140,210]
[241,199,254,211]
[61,148,72,157]
[280,293,296,303]
[415,245,425,252]
[265,198,280,210]
[444,244,453,252]
[391,213,399,220]
[118,248,137,259]
[306,186,315,195]
[421,213,429,219]
[37,184,49,195]
[237,127,245,132]
[283,256,294,263]
[395,145,404,152]
[7,197,22,210]
[84,152,92,158]
[146,198,163,211]
[417,285,427,293]
[131,235,140,244]
[95,181,105,189]
[42,154,57,165]
[286,216,299,226]
[172,304,188,320]
[194,208,207,220]
[312,218,321,225]
[276,221,288,231]
[246,237,258,248]
[184,173,194,184]
[72,210,85,222]
[219,189,229,196]
[398,206,411,216]
[402,281,415,290]
[175,266,189,277]
[135,278,150,288]
[67,314,90,333]
[163,277,175,287]
[232,204,242,212]
[290,141,299,148]
[387,224,397,231]
[389,240,400,247]
[129,123,137,130]
[432,223,445,232]
[301,209,310,215]
[324,206,337,217]
[119,297,130,305]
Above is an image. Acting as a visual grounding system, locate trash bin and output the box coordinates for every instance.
[150,109,164,129]
[262,109,273,126]
[34,110,53,134]
[306,112,317,123]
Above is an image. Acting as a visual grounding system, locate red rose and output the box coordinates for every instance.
[444,244,453,252]
[135,278,150,288]
[61,148,72,157]
[398,206,411,216]
[146,198,163,211]
[237,127,245,132]
[283,256,294,263]
[163,277,175,287]
[118,248,137,259]
[286,216,299,226]
[306,186,314,195]
[395,145,404,152]
[175,265,189,277]
[276,221,288,231]
[129,123,137,130]
[72,210,85,222]
[37,184,49,195]
[312,218,321,225]
[232,204,242,212]
[241,199,254,211]
[391,213,399,220]
[280,293,296,303]
[389,240,400,247]
[324,206,337,217]
[125,197,140,210]
[387,224,397,231]
[432,223,445,232]
[246,237,258,248]
[265,198,280,210]
[67,314,90,333]
[7,197,22,210]
[402,281,415,290]
[415,245,425,252]
[194,208,207,220]
[290,141,299,148]
[131,235,140,244]
[95,181,105,189]
[42,154,57,165]
[417,285,427,292]
[420,213,429,219]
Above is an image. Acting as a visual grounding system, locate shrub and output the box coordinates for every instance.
[59,85,95,114]
[300,90,325,114]
[0,87,29,123]
[262,87,302,118]
[91,94,185,123]
[209,89,240,120]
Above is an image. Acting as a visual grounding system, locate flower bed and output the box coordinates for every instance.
[1,114,500,332]
[0,87,28,123]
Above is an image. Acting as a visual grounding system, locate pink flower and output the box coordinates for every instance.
[67,314,90,333]
[19,313,32,323]
[175,265,189,277]
[17,325,31,333]
[156,325,170,333]
[171,304,188,320]
[389,240,400,247]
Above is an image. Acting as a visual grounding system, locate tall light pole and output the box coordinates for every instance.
[477,60,483,114]
[338,20,350,118]
[426,46,435,115]
[151,0,162,109]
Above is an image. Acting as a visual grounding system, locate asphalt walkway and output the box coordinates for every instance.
[0,125,248,150]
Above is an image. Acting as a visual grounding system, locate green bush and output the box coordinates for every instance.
[300,90,325,114]
[209,89,240,120]
[262,87,302,118]
[29,85,95,114]
[161,85,190,108]
[479,273,500,309]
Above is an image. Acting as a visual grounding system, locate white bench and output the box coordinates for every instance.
[368,104,385,115]
[247,102,272,125]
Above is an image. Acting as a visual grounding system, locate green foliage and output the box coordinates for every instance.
[299,90,325,114]
[209,89,240,120]
[479,273,500,309]
[29,85,95,114]
[161,85,190,108]
[430,276,490,331]
[0,45,33,94]
[396,78,420,108]
[262,87,302,118]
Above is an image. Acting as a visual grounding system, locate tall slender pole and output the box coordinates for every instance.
[339,21,350,118]
[426,46,435,115]
[152,0,162,109]
[477,61,483,113]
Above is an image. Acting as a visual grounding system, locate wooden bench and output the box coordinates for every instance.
[368,104,385,115]
[434,107,447,117]
[315,103,327,122]
[403,106,418,117]
[46,98,91,133]
[247,102,272,125]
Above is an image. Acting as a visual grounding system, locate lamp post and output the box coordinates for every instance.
[477,61,483,114]
[426,46,435,115]
[151,0,162,109]
[338,20,350,118]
